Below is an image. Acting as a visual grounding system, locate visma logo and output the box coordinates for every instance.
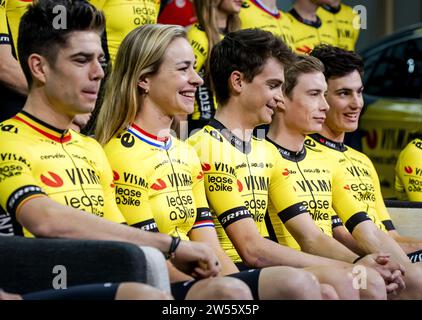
[40,172,64,187]
[201,163,211,171]
[344,185,351,190]
[237,180,243,192]
[282,168,289,176]
[113,170,120,181]
[405,166,413,174]
[197,171,204,180]
[151,179,166,190]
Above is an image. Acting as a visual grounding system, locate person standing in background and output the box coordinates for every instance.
[317,0,360,51]
[239,0,294,48]
[286,0,336,54]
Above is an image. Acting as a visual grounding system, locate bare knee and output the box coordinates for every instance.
[320,284,339,300]
[359,268,387,300]
[116,282,173,300]
[186,277,253,300]
[259,267,321,300]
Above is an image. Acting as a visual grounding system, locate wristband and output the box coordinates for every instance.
[353,256,364,264]
[165,236,181,260]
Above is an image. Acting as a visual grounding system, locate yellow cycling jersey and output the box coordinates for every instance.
[265,137,346,250]
[317,4,360,51]
[239,0,293,48]
[307,133,392,232]
[286,8,337,54]
[395,137,422,201]
[104,123,214,241]
[187,23,219,122]
[101,0,160,66]
[0,111,125,237]
[188,119,306,262]
[2,0,32,59]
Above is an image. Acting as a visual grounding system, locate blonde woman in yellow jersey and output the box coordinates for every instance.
[184,0,242,135]
[97,24,326,300]
[317,0,360,51]
[395,135,422,202]
[286,0,336,54]
[310,44,422,299]
[239,0,294,48]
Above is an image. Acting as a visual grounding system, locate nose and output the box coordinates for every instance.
[320,96,330,112]
[351,93,363,110]
[190,69,204,87]
[91,59,105,81]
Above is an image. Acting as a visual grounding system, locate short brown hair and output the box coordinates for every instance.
[283,55,325,99]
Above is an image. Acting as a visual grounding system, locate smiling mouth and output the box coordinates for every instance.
[344,113,359,121]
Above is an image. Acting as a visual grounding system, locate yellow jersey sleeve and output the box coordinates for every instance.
[0,129,46,218]
[0,0,9,43]
[189,147,215,231]
[395,138,422,202]
[103,133,157,231]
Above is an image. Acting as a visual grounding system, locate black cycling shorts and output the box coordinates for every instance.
[22,283,119,300]
[171,268,262,300]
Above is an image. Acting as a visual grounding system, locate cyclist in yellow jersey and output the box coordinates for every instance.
[98,23,327,300]
[265,55,406,298]
[187,28,405,299]
[310,44,422,299]
[0,0,28,122]
[184,0,242,136]
[0,0,222,286]
[287,0,336,54]
[317,0,360,51]
[239,0,294,48]
[96,0,160,66]
[395,136,422,202]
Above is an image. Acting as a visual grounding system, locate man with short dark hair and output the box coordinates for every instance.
[0,0,221,285]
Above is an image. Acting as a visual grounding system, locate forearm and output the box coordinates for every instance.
[389,231,422,253]
[301,233,359,264]
[167,261,193,283]
[18,199,172,253]
[241,236,349,269]
[353,225,411,264]
[0,54,28,96]
[333,226,367,256]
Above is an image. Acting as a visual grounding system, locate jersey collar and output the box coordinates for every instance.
[310,133,347,152]
[13,111,72,143]
[266,136,306,161]
[128,123,172,150]
[208,119,252,154]
[251,0,280,18]
[289,8,322,28]
[321,4,341,14]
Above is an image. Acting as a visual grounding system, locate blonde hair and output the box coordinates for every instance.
[95,24,186,145]
[194,0,241,73]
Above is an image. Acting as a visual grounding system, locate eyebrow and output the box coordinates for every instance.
[176,60,193,66]
[69,51,104,59]
[335,86,364,92]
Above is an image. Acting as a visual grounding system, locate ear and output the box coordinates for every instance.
[137,76,150,94]
[28,53,47,84]
[228,70,244,95]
